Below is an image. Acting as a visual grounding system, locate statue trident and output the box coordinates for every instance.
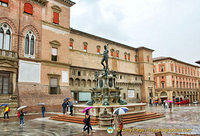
[101,44,109,70]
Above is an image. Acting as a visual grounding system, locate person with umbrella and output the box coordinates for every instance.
[17,105,27,127]
[168,100,173,112]
[113,107,128,136]
[82,107,94,135]
[42,105,46,118]
[2,104,10,120]
[19,109,25,127]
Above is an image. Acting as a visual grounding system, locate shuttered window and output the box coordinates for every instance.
[53,12,59,24]
[0,0,8,3]
[50,78,58,94]
[24,3,33,15]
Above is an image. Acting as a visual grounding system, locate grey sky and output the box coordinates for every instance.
[70,0,200,65]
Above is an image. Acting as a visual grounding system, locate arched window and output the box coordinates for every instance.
[69,38,74,49]
[24,31,35,57]
[24,3,33,15]
[83,42,88,52]
[0,23,12,50]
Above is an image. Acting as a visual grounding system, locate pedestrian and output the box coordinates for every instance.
[42,105,46,118]
[117,120,123,136]
[62,101,67,115]
[19,109,25,127]
[165,102,168,109]
[169,102,172,112]
[66,100,69,113]
[69,101,73,116]
[4,105,10,120]
[82,110,93,135]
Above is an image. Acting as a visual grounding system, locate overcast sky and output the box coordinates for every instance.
[70,0,200,66]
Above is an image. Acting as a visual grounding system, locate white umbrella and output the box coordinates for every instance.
[38,103,45,106]
[17,105,27,111]
[113,107,128,115]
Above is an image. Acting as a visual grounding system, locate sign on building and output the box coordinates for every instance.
[19,60,41,83]
[128,90,135,98]
[62,71,69,83]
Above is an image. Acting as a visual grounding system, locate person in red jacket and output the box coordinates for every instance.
[117,121,123,136]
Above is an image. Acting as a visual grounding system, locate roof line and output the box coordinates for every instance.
[153,57,200,68]
[70,28,154,52]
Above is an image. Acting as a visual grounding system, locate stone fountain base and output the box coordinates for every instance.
[73,103,146,117]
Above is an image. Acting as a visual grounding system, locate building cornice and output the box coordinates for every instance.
[153,57,200,68]
[31,0,48,6]
[70,49,142,65]
[19,57,71,68]
[70,65,143,76]
[55,0,75,7]
[42,20,70,33]
[70,28,140,51]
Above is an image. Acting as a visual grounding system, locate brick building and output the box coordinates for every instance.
[153,57,200,104]
[0,0,154,112]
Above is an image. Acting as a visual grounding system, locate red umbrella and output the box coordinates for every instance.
[82,106,93,113]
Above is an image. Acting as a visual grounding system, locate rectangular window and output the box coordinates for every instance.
[69,42,73,49]
[161,82,165,88]
[116,52,119,58]
[83,45,87,52]
[50,77,58,94]
[51,48,58,61]
[128,55,130,61]
[0,0,8,7]
[97,48,100,54]
[53,12,59,24]
[111,51,113,57]
[0,71,10,94]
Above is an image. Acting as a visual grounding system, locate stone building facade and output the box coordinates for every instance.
[69,29,154,103]
[0,0,154,113]
[153,57,200,104]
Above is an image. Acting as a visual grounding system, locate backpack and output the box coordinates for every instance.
[8,108,10,112]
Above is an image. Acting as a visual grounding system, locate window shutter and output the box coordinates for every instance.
[69,42,73,47]
[128,55,130,60]
[111,51,113,56]
[52,48,57,56]
[53,12,59,24]
[125,55,127,59]
[1,0,8,3]
[24,3,33,15]
[116,53,119,57]
[84,45,87,50]
[50,78,58,87]
[97,48,100,53]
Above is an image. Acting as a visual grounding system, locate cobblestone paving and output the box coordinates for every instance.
[1,104,200,136]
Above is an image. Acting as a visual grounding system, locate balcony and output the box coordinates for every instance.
[0,49,17,59]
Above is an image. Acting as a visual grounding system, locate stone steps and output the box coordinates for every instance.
[0,95,18,117]
[50,115,99,126]
[49,112,165,126]
[122,112,165,124]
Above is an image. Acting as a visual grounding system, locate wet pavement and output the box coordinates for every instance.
[0,104,200,136]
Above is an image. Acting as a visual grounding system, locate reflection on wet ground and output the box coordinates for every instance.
[1,104,200,136]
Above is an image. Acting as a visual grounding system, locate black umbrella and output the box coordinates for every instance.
[64,97,70,102]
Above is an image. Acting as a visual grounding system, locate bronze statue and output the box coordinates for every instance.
[101,44,109,69]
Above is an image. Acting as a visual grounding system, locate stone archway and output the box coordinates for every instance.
[69,78,74,86]
[160,91,168,104]
[75,78,80,87]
